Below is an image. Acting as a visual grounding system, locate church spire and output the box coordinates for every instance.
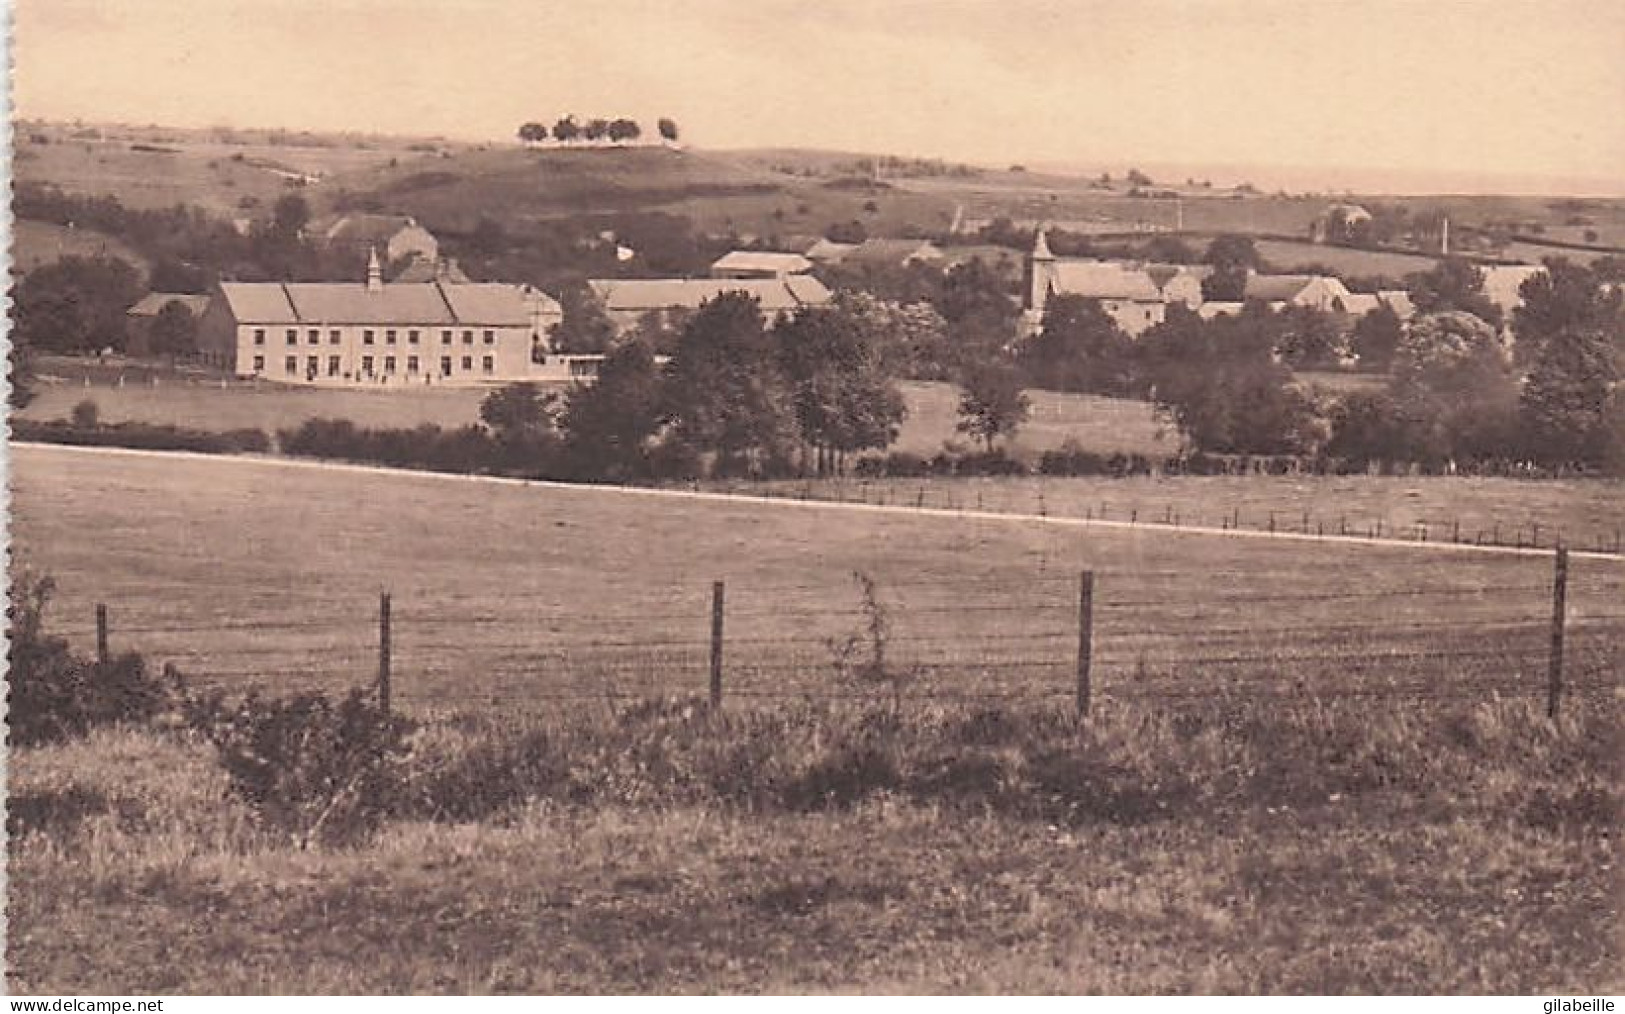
[1032,225,1055,261]
[366,246,383,292]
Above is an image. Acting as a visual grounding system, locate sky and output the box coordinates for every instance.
[12,0,1625,194]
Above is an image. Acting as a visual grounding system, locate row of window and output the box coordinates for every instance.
[252,354,496,378]
[254,328,499,347]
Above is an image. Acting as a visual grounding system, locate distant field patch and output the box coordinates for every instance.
[1251,239,1440,278]
[11,220,151,278]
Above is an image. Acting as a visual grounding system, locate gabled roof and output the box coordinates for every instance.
[1377,289,1415,319]
[1479,264,1545,312]
[1342,293,1382,316]
[216,280,540,326]
[587,276,832,313]
[843,238,944,266]
[1049,260,1161,301]
[320,213,430,245]
[127,293,211,318]
[711,250,814,275]
[805,238,857,261]
[1242,274,1316,302]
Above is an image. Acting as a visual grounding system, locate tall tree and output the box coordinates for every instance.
[1389,310,1519,463]
[955,360,1031,453]
[1017,294,1134,395]
[1406,258,1502,328]
[1512,259,1624,368]
[1518,326,1618,467]
[548,285,617,354]
[560,338,667,482]
[657,117,679,142]
[11,255,142,354]
[1201,234,1260,301]
[552,116,580,143]
[1349,304,1404,372]
[775,305,908,475]
[665,293,798,473]
[148,299,199,361]
[607,118,641,143]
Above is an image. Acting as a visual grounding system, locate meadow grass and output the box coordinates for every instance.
[12,444,1622,713]
[7,694,1619,994]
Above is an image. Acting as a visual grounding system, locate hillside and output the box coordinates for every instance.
[320,144,960,241]
[10,219,150,279]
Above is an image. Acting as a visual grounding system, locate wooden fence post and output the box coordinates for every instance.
[1076,571,1095,718]
[95,604,109,664]
[710,580,725,711]
[378,592,392,714]
[1547,547,1568,720]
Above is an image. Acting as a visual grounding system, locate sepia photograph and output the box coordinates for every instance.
[4,0,1622,997]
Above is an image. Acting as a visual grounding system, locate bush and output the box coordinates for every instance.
[70,399,99,428]
[187,687,415,847]
[1039,441,1109,476]
[13,419,272,455]
[7,572,178,747]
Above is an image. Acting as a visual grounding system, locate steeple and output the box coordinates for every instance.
[366,246,383,292]
[1032,225,1055,261]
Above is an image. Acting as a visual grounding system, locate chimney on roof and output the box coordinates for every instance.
[366,246,382,292]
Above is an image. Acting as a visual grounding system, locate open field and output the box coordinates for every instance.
[12,445,1622,713]
[1250,238,1440,278]
[748,473,1625,559]
[7,705,1619,994]
[11,219,151,278]
[19,371,1170,458]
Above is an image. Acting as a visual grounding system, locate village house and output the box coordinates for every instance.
[125,292,210,355]
[710,250,815,279]
[1023,229,1188,336]
[1241,273,1357,313]
[198,250,570,386]
[586,276,834,336]
[314,213,440,266]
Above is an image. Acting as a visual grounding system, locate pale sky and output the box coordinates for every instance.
[12,0,1625,193]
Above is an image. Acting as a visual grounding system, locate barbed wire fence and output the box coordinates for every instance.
[74,546,1623,723]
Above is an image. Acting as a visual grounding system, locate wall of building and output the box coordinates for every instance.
[232,321,546,387]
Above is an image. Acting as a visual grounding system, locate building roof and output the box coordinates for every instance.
[1197,301,1245,320]
[391,255,471,284]
[804,238,858,262]
[1341,293,1382,316]
[711,250,815,275]
[1479,264,1546,313]
[842,238,944,266]
[217,280,548,326]
[1377,289,1415,319]
[1242,274,1317,302]
[320,213,430,246]
[1049,260,1162,301]
[127,293,211,318]
[587,276,833,313]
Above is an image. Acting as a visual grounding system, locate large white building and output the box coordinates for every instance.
[199,253,571,386]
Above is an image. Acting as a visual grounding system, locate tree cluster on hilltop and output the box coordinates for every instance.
[517,117,678,145]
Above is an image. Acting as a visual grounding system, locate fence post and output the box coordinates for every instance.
[95,604,109,663]
[1076,571,1095,718]
[1547,547,1567,720]
[710,580,725,711]
[378,592,392,714]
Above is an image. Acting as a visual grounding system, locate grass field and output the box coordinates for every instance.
[1251,239,1440,278]
[20,372,1171,458]
[11,219,152,278]
[11,445,1622,712]
[8,444,1622,993]
[8,703,1619,994]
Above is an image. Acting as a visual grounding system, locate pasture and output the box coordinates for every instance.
[11,219,151,278]
[8,443,1622,993]
[1250,238,1440,278]
[19,372,1172,458]
[11,445,1621,712]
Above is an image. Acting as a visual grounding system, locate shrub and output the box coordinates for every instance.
[1039,442,1109,476]
[187,687,415,847]
[70,399,100,428]
[7,572,177,747]
[13,419,272,455]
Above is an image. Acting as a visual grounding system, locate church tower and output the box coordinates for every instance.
[1026,226,1057,315]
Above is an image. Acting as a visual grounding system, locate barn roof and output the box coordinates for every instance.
[711,250,814,275]
[127,293,211,318]
[216,280,541,326]
[1049,261,1161,301]
[587,276,832,313]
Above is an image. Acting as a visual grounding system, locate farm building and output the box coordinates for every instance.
[1241,273,1357,313]
[839,238,946,268]
[199,251,569,386]
[710,250,815,279]
[314,213,440,265]
[125,293,210,355]
[1023,229,1190,336]
[586,276,834,336]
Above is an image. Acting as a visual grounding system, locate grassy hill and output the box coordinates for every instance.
[10,220,151,279]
